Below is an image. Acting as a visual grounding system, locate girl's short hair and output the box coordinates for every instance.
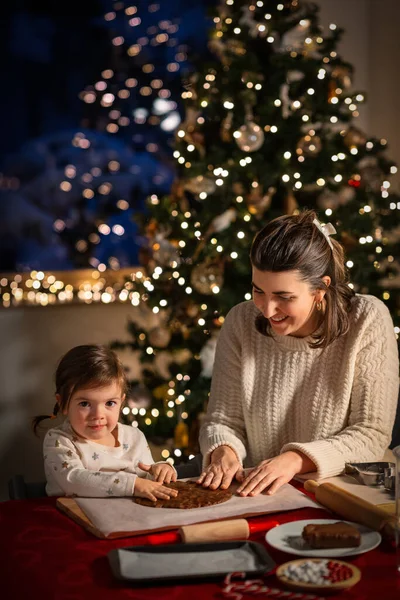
[33,345,127,435]
[250,209,354,348]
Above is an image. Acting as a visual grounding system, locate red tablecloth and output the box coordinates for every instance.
[1,495,398,600]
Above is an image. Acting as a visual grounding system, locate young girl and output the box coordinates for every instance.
[198,210,399,496]
[33,344,178,501]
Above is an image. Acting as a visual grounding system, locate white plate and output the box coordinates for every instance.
[265,519,382,557]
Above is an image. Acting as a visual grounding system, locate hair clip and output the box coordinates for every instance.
[50,414,57,420]
[313,218,337,250]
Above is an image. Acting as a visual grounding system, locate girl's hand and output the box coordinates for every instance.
[197,445,243,490]
[134,476,178,502]
[138,461,177,484]
[236,451,305,497]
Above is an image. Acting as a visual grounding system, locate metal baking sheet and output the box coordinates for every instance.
[108,541,275,582]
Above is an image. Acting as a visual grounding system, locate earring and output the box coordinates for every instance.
[316,301,322,311]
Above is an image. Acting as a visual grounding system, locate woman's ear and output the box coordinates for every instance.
[322,275,331,288]
[315,276,331,303]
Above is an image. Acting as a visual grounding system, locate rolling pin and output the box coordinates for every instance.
[179,518,279,543]
[304,480,396,539]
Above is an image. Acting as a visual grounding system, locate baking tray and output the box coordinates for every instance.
[108,540,275,583]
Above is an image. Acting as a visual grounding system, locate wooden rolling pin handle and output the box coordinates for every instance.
[304,479,396,539]
[180,519,250,543]
[304,480,318,493]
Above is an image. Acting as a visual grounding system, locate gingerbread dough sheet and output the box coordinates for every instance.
[133,480,233,509]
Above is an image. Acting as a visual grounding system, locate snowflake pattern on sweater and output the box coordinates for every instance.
[44,420,157,497]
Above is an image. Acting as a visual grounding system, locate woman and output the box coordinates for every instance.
[198,210,399,496]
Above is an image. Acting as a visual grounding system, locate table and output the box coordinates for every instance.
[1,494,399,600]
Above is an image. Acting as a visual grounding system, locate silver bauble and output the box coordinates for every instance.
[191,262,224,295]
[183,175,216,197]
[148,326,172,349]
[153,239,180,267]
[297,134,322,156]
[235,121,265,152]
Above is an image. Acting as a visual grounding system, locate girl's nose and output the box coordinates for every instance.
[91,405,103,419]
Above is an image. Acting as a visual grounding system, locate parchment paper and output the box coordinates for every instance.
[75,481,318,537]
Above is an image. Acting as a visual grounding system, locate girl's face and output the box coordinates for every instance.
[59,381,124,445]
[252,268,329,338]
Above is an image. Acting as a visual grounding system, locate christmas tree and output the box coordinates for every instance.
[113,0,400,464]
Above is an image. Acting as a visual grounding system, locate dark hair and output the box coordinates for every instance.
[250,210,355,348]
[32,345,127,435]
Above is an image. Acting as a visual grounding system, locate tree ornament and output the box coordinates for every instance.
[174,420,189,448]
[186,301,199,318]
[209,207,236,233]
[169,179,189,212]
[239,5,259,38]
[148,326,172,349]
[226,39,246,57]
[200,334,219,377]
[358,157,384,192]
[331,65,352,90]
[284,190,298,215]
[178,108,205,157]
[277,19,310,52]
[279,70,304,118]
[232,181,245,195]
[235,120,265,152]
[152,235,181,267]
[183,175,216,197]
[247,185,275,216]
[297,134,322,156]
[208,38,230,66]
[178,107,200,138]
[191,261,224,295]
[220,111,234,142]
[343,127,367,148]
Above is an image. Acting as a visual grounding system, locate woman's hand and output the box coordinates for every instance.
[134,476,178,502]
[236,451,310,497]
[196,445,243,490]
[138,461,177,484]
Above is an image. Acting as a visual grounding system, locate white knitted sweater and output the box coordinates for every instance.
[199,295,399,479]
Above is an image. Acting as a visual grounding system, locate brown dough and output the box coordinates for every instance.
[133,480,233,509]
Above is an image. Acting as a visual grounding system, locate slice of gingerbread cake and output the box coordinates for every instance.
[302,521,361,549]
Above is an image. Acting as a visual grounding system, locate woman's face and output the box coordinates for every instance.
[252,268,328,338]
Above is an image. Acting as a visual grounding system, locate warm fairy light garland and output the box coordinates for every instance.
[0,267,143,308]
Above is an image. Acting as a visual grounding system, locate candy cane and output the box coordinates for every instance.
[222,573,321,600]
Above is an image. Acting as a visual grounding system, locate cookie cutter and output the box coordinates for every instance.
[344,461,395,492]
